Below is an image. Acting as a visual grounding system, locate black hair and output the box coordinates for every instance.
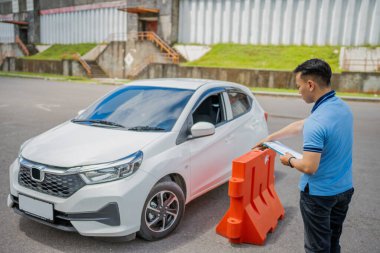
[293,58,332,86]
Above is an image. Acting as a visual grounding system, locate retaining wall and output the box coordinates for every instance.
[0,43,22,66]
[2,57,379,93]
[1,58,87,77]
[138,64,380,93]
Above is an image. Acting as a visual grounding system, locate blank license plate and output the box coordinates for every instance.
[19,195,54,221]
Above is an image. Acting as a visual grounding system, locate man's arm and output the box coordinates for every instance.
[280,151,321,175]
[253,119,305,148]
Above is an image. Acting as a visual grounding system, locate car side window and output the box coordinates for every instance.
[228,92,251,118]
[192,93,226,126]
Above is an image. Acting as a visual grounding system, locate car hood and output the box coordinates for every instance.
[21,122,165,167]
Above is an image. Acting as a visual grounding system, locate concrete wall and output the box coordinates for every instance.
[340,47,380,72]
[178,0,380,46]
[97,40,166,78]
[1,57,87,77]
[138,64,380,93]
[157,0,179,44]
[125,0,179,44]
[2,56,379,93]
[97,41,126,78]
[0,43,22,65]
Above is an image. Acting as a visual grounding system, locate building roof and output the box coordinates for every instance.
[0,20,28,25]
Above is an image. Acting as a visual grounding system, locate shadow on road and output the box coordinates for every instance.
[18,179,292,252]
[18,183,231,252]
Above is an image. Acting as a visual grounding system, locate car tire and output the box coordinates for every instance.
[138,181,185,241]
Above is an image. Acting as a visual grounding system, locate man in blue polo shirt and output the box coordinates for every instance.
[255,59,354,253]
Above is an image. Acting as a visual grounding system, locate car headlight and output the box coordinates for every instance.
[78,151,143,184]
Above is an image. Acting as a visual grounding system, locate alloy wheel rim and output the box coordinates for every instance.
[145,190,179,233]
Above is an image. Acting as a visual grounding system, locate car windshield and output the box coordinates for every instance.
[73,85,194,131]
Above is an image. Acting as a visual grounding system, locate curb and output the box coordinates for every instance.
[253,91,380,103]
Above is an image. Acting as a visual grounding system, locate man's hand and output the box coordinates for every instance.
[280,152,294,167]
[252,137,271,150]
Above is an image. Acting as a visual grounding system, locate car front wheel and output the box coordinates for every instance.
[138,181,185,241]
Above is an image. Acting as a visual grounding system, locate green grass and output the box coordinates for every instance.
[0,71,93,82]
[183,44,342,73]
[0,71,130,84]
[251,87,380,98]
[25,44,97,60]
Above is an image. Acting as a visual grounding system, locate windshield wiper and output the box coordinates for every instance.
[128,126,165,131]
[72,119,125,128]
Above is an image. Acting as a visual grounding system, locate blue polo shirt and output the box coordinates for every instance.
[299,90,353,196]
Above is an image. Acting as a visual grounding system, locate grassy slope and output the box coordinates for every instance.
[26,44,97,60]
[183,44,341,73]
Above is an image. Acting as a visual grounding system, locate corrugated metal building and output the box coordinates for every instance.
[1,0,379,46]
[0,14,15,43]
[178,0,380,46]
[40,2,128,44]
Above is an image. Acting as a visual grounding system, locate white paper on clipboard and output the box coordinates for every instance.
[263,141,303,159]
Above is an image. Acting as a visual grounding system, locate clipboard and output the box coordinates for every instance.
[263,141,303,159]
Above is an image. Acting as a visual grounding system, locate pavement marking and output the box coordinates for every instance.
[35,104,61,112]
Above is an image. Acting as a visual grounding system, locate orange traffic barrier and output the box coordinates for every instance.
[216,149,285,245]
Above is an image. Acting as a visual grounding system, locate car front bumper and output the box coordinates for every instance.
[8,159,157,237]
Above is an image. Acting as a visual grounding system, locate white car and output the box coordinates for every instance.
[8,79,268,241]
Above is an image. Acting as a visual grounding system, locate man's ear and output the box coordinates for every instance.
[307,80,315,91]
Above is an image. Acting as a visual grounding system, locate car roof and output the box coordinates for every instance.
[124,78,213,90]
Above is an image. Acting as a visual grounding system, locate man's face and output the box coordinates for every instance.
[295,72,314,104]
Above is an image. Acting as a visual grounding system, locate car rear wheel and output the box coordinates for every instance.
[138,181,185,241]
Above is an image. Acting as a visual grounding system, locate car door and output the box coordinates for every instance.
[225,89,262,159]
[187,90,235,199]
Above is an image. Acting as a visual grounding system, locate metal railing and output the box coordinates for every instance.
[72,53,92,77]
[15,35,29,56]
[137,31,179,64]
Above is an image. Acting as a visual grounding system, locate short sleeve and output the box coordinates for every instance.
[303,118,325,153]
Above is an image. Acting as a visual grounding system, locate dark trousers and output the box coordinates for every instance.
[300,187,354,253]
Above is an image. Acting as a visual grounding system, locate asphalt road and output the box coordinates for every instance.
[0,77,379,253]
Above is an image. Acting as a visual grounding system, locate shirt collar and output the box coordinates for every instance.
[311,90,336,113]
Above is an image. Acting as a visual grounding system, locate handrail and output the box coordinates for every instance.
[15,35,29,56]
[72,53,92,77]
[138,32,179,64]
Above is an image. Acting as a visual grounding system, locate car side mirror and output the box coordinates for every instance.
[190,122,215,138]
[77,109,85,116]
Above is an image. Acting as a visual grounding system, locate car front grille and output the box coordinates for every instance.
[18,165,85,198]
